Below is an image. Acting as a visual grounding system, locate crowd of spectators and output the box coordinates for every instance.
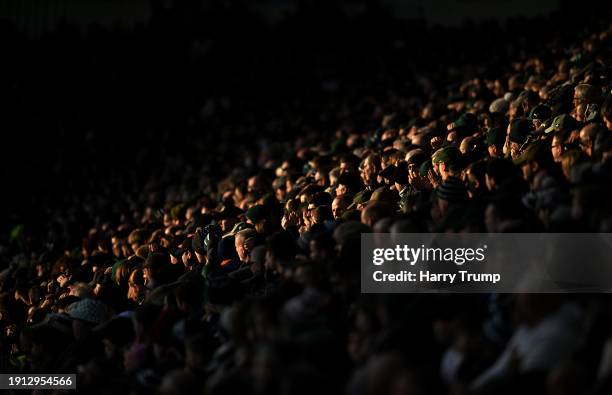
[2,3,612,395]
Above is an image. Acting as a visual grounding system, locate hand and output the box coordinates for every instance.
[182,250,192,266]
[427,169,440,189]
[431,136,443,150]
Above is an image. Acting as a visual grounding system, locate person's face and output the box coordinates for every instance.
[335,184,347,197]
[56,274,70,288]
[331,198,343,219]
[314,170,326,185]
[235,236,248,262]
[487,145,498,158]
[533,117,545,129]
[438,162,450,180]
[275,187,286,201]
[407,163,418,176]
[432,162,441,177]
[362,158,378,182]
[551,137,563,162]
[579,130,593,156]
[221,218,237,233]
[604,115,612,131]
[143,268,152,287]
[112,242,122,257]
[510,142,521,158]
[574,102,588,122]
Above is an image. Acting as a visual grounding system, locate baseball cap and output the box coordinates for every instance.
[528,104,552,121]
[509,118,532,144]
[432,146,460,166]
[544,114,577,134]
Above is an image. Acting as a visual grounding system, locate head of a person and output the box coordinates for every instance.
[573,83,599,122]
[551,132,565,163]
[336,171,362,197]
[360,202,394,228]
[464,160,487,198]
[601,95,612,131]
[311,205,333,225]
[431,146,461,181]
[459,136,477,154]
[485,158,518,191]
[485,127,505,158]
[332,194,353,219]
[560,149,589,180]
[507,117,532,159]
[513,141,554,184]
[142,253,168,289]
[265,231,296,273]
[361,154,381,186]
[127,269,145,303]
[309,232,336,262]
[235,228,259,262]
[528,104,552,130]
[579,122,605,157]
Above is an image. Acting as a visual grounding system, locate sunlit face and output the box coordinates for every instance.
[551,136,563,162]
[332,198,343,219]
[510,142,521,159]
[488,145,498,158]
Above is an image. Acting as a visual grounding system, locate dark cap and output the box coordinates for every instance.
[509,118,532,144]
[379,165,397,181]
[451,113,478,134]
[405,149,428,166]
[392,162,409,185]
[528,104,552,121]
[432,146,460,166]
[245,205,268,223]
[217,204,244,220]
[419,161,433,177]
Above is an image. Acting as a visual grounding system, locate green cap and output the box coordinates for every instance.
[352,189,372,206]
[431,146,460,166]
[513,141,551,166]
[379,165,397,181]
[451,113,478,133]
[370,187,400,204]
[544,114,577,134]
